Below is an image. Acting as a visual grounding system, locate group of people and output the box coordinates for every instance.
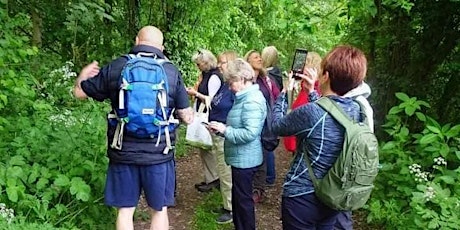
[186,47,285,225]
[74,25,374,230]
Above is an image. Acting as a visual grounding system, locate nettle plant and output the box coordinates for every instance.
[367,93,460,229]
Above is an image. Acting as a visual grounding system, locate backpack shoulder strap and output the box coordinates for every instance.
[123,54,137,60]
[304,97,354,187]
[156,58,172,66]
[316,97,355,129]
[136,52,156,58]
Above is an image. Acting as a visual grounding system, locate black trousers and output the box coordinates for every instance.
[231,165,259,230]
[253,149,268,191]
[282,193,347,230]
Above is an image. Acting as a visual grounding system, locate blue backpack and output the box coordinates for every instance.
[109,53,179,153]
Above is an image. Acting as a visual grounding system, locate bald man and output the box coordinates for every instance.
[74,26,193,230]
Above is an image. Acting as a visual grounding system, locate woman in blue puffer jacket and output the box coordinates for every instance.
[209,58,267,230]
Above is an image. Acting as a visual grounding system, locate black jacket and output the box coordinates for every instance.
[268,66,284,91]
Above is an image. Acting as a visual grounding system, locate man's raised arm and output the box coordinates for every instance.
[73,61,100,99]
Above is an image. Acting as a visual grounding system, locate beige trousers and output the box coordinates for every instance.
[213,134,232,211]
[199,143,219,184]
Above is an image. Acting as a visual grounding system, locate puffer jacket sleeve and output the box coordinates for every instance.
[225,99,266,145]
[272,92,313,136]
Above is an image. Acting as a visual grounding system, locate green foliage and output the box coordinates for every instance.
[0,8,37,131]
[175,125,195,158]
[367,92,460,229]
[134,0,349,87]
[346,0,460,127]
[0,220,67,230]
[0,4,113,228]
[0,98,114,229]
[3,0,459,228]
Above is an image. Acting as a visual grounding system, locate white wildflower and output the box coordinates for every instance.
[49,109,77,127]
[409,164,430,182]
[49,61,77,84]
[0,203,15,224]
[409,164,422,174]
[423,186,435,201]
[434,157,447,166]
[414,171,430,182]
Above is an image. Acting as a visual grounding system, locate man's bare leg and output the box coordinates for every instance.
[117,207,136,230]
[150,206,169,230]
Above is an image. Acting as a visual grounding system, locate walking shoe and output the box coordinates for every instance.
[196,179,220,192]
[252,189,264,203]
[216,210,233,224]
[194,181,206,189]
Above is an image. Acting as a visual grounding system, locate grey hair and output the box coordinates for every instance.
[262,46,279,68]
[224,58,255,83]
[218,50,239,62]
[192,49,217,71]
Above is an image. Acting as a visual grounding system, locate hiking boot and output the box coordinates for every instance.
[216,210,233,224]
[196,179,220,192]
[252,189,264,203]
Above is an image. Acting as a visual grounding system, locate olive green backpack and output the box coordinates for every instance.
[305,97,379,211]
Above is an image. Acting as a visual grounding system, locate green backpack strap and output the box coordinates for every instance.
[304,97,355,186]
[316,97,355,129]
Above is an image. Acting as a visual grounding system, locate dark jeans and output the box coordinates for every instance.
[281,193,343,230]
[266,150,275,184]
[231,166,259,230]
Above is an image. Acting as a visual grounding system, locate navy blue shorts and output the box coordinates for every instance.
[104,160,175,211]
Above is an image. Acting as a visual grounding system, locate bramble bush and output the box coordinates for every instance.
[367,92,460,229]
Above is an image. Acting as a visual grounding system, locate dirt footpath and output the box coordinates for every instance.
[135,145,374,230]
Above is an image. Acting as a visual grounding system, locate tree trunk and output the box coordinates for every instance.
[368,0,382,65]
[31,8,42,47]
[127,0,141,40]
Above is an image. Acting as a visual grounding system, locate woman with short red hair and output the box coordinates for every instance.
[271,45,373,229]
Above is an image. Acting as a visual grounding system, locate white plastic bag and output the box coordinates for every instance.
[185,97,213,149]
